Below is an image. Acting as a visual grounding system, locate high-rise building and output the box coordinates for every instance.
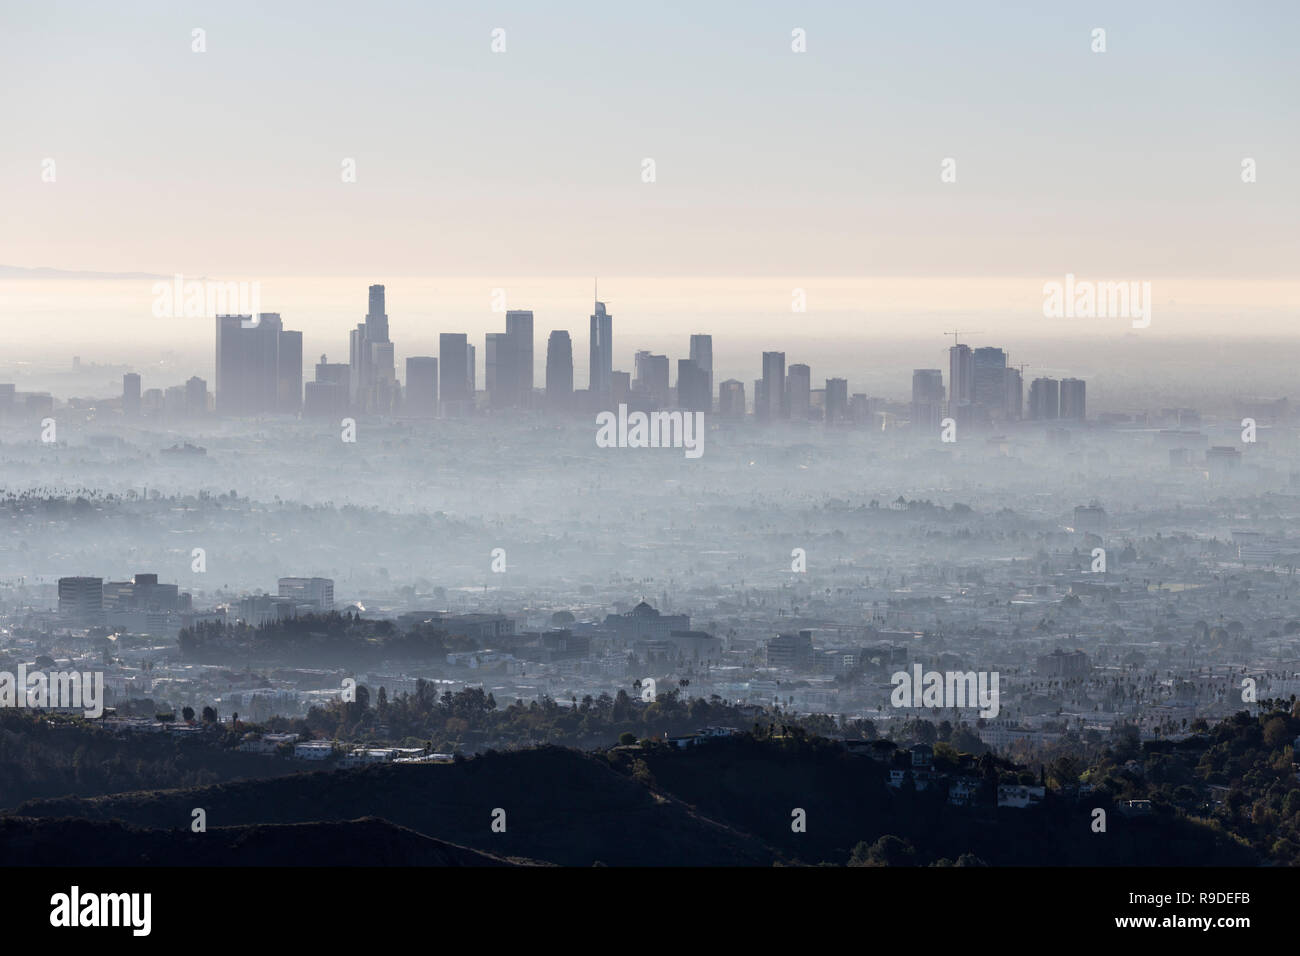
[305,354,351,418]
[347,285,396,415]
[634,350,670,406]
[719,379,746,418]
[1005,367,1023,421]
[676,359,710,412]
[278,577,335,614]
[589,300,613,399]
[439,333,470,407]
[277,328,303,413]
[949,344,973,407]
[467,343,476,397]
[825,377,849,424]
[760,351,786,420]
[545,330,574,410]
[689,334,713,407]
[1029,377,1060,420]
[787,364,811,420]
[485,332,516,408]
[611,370,631,407]
[185,376,208,415]
[1060,378,1087,421]
[405,357,438,418]
[911,368,945,428]
[505,310,534,405]
[58,576,103,626]
[216,313,286,416]
[972,347,1006,419]
[122,373,141,417]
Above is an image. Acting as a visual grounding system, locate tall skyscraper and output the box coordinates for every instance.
[485,332,518,408]
[185,376,208,415]
[972,347,1006,419]
[546,330,574,409]
[589,299,613,400]
[439,333,470,407]
[760,351,786,420]
[786,363,811,421]
[305,354,351,418]
[719,379,746,418]
[825,377,849,424]
[405,357,438,418]
[911,368,945,428]
[676,359,710,412]
[1005,367,1023,420]
[634,350,670,406]
[277,328,303,413]
[1060,378,1086,421]
[1029,377,1060,420]
[505,310,534,405]
[216,313,285,416]
[689,334,713,407]
[949,344,973,407]
[348,284,395,414]
[122,373,141,417]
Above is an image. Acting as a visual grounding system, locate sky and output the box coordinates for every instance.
[2,0,1298,280]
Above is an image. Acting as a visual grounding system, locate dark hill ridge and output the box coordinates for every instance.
[0,816,535,866]
[10,746,781,867]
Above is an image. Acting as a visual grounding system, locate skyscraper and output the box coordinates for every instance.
[1005,367,1023,421]
[676,359,710,412]
[405,357,438,418]
[786,363,811,421]
[911,368,945,428]
[972,347,1006,419]
[825,377,849,424]
[485,332,518,408]
[689,334,713,408]
[1060,378,1087,421]
[589,299,613,400]
[348,284,395,414]
[215,313,285,416]
[760,351,786,420]
[719,379,746,418]
[1029,377,1060,420]
[949,344,973,407]
[277,328,303,413]
[634,350,670,406]
[439,333,470,407]
[506,310,534,406]
[546,330,574,409]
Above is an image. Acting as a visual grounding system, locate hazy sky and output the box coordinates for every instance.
[3,1,1297,279]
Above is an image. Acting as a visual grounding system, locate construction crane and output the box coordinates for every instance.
[944,330,984,348]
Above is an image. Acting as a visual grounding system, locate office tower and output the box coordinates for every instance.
[347,285,395,414]
[825,377,849,424]
[58,576,103,626]
[485,332,518,408]
[439,333,470,406]
[972,347,1006,418]
[1060,378,1086,421]
[676,359,710,412]
[719,379,746,418]
[611,370,631,407]
[405,357,438,417]
[911,368,945,428]
[589,299,613,399]
[506,310,534,405]
[467,343,476,396]
[949,344,973,407]
[305,353,351,418]
[1005,367,1023,421]
[786,363,811,421]
[1029,377,1060,420]
[277,328,303,413]
[760,351,786,420]
[634,350,670,406]
[545,330,574,410]
[122,373,141,416]
[278,576,335,613]
[689,334,713,406]
[216,313,284,415]
[185,376,208,415]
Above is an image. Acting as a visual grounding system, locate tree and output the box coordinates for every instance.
[618,732,638,746]
[182,706,195,724]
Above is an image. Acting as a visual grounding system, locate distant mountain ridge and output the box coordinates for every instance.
[0,264,171,280]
